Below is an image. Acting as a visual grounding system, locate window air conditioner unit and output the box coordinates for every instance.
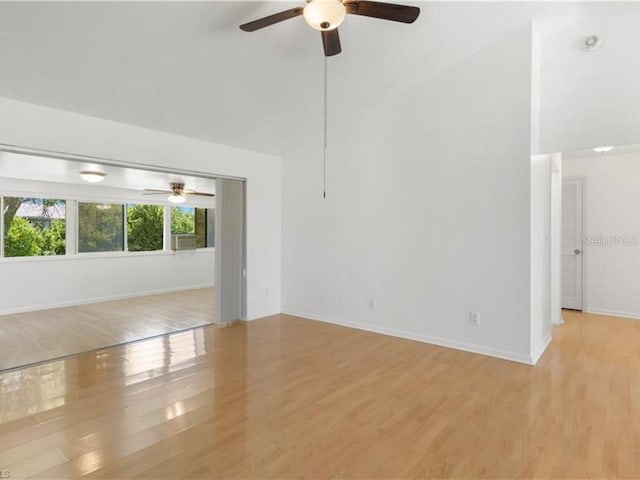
[172,234,197,251]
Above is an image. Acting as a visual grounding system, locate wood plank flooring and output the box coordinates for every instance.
[1,309,639,478]
[0,288,215,372]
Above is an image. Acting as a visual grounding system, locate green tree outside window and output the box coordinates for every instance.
[78,203,124,253]
[3,198,66,257]
[127,204,163,252]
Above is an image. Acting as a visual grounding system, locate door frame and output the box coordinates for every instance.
[562,176,587,312]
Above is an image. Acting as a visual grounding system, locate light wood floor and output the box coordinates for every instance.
[1,309,639,479]
[0,288,215,372]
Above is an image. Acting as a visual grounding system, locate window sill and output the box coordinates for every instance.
[0,248,215,264]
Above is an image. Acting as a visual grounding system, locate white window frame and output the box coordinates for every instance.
[169,205,214,249]
[0,193,214,262]
[124,203,166,253]
[76,201,126,255]
[0,195,69,259]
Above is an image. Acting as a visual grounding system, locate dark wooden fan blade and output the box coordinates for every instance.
[344,1,420,23]
[239,7,303,32]
[321,29,342,57]
[189,192,216,198]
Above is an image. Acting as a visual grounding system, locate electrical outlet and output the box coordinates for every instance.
[368,299,377,310]
[469,311,480,326]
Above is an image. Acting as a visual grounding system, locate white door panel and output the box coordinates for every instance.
[561,179,583,310]
[215,178,245,323]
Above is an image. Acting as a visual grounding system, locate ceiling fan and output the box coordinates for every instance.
[143,182,215,204]
[239,0,420,56]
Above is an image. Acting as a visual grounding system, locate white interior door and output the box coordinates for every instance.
[561,179,583,310]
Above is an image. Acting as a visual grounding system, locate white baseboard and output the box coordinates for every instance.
[0,283,215,316]
[586,308,640,320]
[531,334,552,365]
[281,309,535,365]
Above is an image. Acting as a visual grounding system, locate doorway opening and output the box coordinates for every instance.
[553,144,640,323]
[0,145,246,371]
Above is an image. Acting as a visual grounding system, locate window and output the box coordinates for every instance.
[78,203,124,253]
[171,206,214,248]
[171,206,194,235]
[205,208,215,248]
[3,197,66,257]
[2,197,211,257]
[126,204,163,252]
[195,208,207,248]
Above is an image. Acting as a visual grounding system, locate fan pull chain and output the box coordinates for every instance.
[323,55,328,199]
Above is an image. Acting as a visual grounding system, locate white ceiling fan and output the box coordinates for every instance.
[143,182,215,204]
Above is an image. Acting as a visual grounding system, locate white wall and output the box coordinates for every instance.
[282,27,538,364]
[0,250,215,316]
[539,10,640,154]
[549,153,563,325]
[530,155,551,361]
[563,151,640,318]
[0,96,281,320]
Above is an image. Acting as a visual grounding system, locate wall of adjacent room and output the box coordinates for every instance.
[0,249,215,315]
[0,177,215,315]
[0,96,282,320]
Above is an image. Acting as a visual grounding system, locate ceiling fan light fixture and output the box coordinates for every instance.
[303,0,346,31]
[593,146,614,153]
[168,192,186,204]
[79,171,106,183]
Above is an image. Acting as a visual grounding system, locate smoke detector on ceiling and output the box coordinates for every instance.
[583,35,602,51]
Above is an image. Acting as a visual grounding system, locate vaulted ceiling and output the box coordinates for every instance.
[0,2,636,157]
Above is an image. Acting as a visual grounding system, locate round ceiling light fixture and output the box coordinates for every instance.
[583,35,602,51]
[79,170,107,183]
[303,0,346,31]
[593,146,614,154]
